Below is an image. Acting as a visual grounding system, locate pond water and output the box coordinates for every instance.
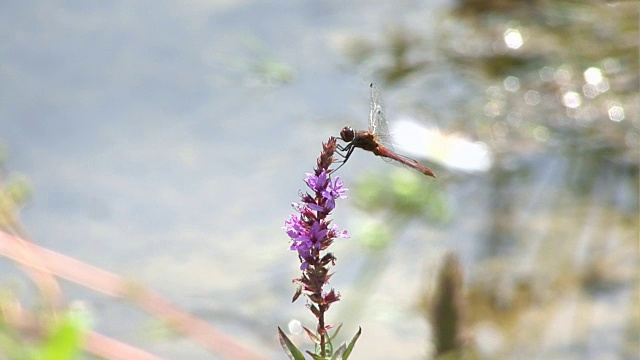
[0,1,637,359]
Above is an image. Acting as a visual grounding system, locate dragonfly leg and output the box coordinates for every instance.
[330,146,354,174]
[333,150,347,159]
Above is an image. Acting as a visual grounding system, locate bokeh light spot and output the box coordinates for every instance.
[524,90,540,105]
[539,66,555,82]
[288,319,302,334]
[484,101,504,117]
[562,91,581,108]
[554,67,573,85]
[504,28,523,49]
[503,76,520,92]
[608,105,625,122]
[583,67,603,85]
[533,126,550,142]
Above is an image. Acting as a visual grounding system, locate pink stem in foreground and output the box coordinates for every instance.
[0,231,265,360]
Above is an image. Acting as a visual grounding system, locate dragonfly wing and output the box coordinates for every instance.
[368,84,436,177]
[369,83,394,152]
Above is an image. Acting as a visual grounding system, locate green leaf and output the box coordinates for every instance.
[328,323,343,342]
[278,327,306,360]
[331,344,346,360]
[302,326,319,343]
[306,350,325,360]
[316,338,333,358]
[292,286,303,302]
[310,304,321,318]
[342,327,362,360]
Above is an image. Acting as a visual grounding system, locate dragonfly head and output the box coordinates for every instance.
[340,126,355,142]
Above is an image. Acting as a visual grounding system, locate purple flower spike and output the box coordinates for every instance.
[305,170,328,193]
[283,137,349,354]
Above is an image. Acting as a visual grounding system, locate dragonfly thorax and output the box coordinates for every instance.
[340,126,356,142]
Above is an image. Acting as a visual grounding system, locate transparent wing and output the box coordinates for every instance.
[369,83,391,137]
[364,83,435,176]
[369,83,396,160]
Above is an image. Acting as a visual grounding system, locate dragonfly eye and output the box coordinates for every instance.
[340,126,355,142]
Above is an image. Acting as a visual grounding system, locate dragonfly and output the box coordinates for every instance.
[335,83,436,177]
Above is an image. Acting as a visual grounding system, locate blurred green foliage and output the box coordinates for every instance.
[352,170,451,225]
[39,312,87,360]
[0,174,32,231]
[349,169,450,251]
[0,298,87,360]
[0,146,87,359]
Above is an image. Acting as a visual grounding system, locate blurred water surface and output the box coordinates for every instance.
[0,0,637,359]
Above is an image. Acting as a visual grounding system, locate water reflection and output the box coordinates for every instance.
[342,0,638,358]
